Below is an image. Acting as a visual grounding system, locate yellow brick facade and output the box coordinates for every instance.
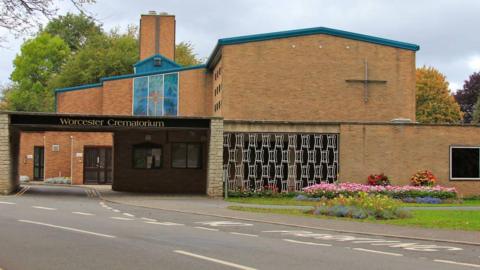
[220,34,416,122]
[18,13,480,196]
[339,123,480,196]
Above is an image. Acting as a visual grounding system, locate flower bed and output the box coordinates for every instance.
[312,192,410,219]
[303,183,457,200]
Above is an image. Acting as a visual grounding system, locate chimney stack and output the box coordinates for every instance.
[139,12,176,61]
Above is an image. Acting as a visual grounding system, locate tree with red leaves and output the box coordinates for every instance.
[454,72,480,123]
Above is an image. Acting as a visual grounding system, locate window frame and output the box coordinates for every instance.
[132,143,163,170]
[449,145,480,180]
[171,143,203,169]
[131,72,179,117]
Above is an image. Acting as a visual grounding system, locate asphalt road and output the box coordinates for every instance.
[0,185,479,270]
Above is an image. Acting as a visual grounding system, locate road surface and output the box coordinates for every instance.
[0,185,479,270]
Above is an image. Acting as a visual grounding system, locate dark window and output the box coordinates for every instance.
[451,147,480,179]
[172,143,202,168]
[133,144,162,169]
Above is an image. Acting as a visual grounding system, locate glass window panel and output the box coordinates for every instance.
[133,147,162,169]
[151,148,162,168]
[133,148,147,168]
[133,77,149,116]
[164,98,178,116]
[451,148,480,178]
[164,73,178,116]
[132,73,178,116]
[172,143,187,168]
[187,144,202,168]
[164,73,178,98]
[148,75,164,116]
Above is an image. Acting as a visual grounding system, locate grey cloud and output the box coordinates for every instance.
[1,0,479,91]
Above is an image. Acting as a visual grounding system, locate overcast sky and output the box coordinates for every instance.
[1,0,479,92]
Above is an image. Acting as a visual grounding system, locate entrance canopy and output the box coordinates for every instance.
[0,112,224,196]
[9,112,211,132]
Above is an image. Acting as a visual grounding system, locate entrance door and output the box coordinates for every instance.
[84,147,112,184]
[33,146,44,180]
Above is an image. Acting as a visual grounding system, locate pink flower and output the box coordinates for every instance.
[303,182,456,195]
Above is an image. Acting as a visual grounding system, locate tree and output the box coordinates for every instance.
[50,37,203,89]
[48,29,139,89]
[175,41,203,66]
[454,72,480,123]
[5,32,70,111]
[43,12,102,51]
[0,83,13,110]
[471,99,480,123]
[0,0,95,41]
[2,12,203,112]
[415,66,462,123]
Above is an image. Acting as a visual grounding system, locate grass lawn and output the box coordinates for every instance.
[226,197,480,207]
[227,206,480,231]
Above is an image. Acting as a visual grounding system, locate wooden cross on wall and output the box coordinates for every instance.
[346,58,387,103]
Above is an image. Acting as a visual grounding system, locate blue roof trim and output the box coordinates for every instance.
[207,26,420,67]
[55,83,103,93]
[134,54,182,74]
[133,54,181,68]
[54,65,207,94]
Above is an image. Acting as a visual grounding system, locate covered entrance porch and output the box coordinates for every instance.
[0,112,224,196]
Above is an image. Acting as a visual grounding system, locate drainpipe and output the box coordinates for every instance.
[70,136,74,185]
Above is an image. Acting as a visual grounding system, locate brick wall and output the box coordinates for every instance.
[340,123,480,196]
[112,129,208,193]
[18,132,45,181]
[57,87,103,114]
[139,14,175,60]
[221,34,416,122]
[19,131,113,185]
[212,59,223,117]
[102,79,133,115]
[179,68,211,117]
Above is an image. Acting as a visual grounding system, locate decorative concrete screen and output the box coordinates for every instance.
[223,133,339,192]
[133,73,179,116]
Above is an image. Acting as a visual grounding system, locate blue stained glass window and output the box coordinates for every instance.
[164,73,178,116]
[148,75,164,116]
[133,77,148,116]
[132,73,178,116]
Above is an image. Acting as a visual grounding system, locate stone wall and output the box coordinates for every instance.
[206,118,224,197]
[0,114,15,194]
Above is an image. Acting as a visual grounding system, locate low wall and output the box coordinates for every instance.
[340,123,480,197]
[224,120,480,197]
